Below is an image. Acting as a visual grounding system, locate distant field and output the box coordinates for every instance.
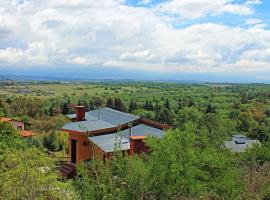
[1,82,269,111]
[0,83,148,98]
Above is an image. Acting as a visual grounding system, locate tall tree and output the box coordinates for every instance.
[129,99,138,113]
[114,98,126,112]
[0,148,76,200]
[106,97,114,109]
[164,99,170,110]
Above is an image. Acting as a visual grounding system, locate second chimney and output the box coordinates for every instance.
[129,136,147,155]
[76,106,86,122]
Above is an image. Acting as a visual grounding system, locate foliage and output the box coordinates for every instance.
[32,115,67,132]
[132,109,155,119]
[43,130,68,152]
[0,148,76,200]
[0,122,26,160]
[240,143,270,199]
[0,122,75,200]
[75,127,243,200]
[1,82,270,142]
[1,81,270,199]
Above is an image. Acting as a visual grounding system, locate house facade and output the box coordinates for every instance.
[61,106,171,163]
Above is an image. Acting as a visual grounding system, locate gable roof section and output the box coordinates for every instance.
[88,124,165,153]
[66,107,140,125]
[89,133,130,153]
[86,107,140,126]
[20,130,34,137]
[62,120,114,133]
[63,107,140,133]
[0,117,12,122]
[119,124,165,139]
[0,117,24,123]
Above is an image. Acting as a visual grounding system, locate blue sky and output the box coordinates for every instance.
[0,0,269,82]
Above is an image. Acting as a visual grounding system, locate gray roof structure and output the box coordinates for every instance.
[88,124,165,153]
[62,120,114,132]
[63,107,140,133]
[89,133,130,153]
[224,135,260,153]
[85,108,140,126]
[66,114,76,119]
[119,124,165,139]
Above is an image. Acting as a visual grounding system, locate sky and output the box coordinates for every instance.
[0,0,269,82]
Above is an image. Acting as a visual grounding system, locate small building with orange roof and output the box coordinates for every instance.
[20,130,34,137]
[0,117,34,138]
[0,117,25,131]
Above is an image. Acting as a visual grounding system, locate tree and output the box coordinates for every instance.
[239,112,259,134]
[132,109,155,119]
[74,127,243,200]
[0,148,76,200]
[114,98,126,112]
[129,99,138,113]
[240,91,249,104]
[62,98,73,115]
[164,99,170,110]
[199,113,233,145]
[106,97,114,109]
[143,101,154,111]
[0,122,26,160]
[205,103,216,114]
[0,108,4,117]
[43,130,65,152]
[240,143,270,199]
[0,122,75,200]
[154,100,161,120]
[9,97,46,119]
[146,126,243,199]
[176,106,202,128]
[157,108,173,124]
[32,115,67,132]
[91,96,105,108]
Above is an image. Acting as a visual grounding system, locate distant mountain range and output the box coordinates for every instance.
[0,66,269,84]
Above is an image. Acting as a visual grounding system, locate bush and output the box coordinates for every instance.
[43,131,66,152]
[32,115,67,132]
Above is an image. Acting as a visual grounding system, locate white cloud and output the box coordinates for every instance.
[0,0,269,76]
[216,4,253,15]
[70,57,89,65]
[139,0,151,5]
[119,50,156,62]
[245,18,262,25]
[155,0,257,19]
[244,0,262,6]
[244,18,267,29]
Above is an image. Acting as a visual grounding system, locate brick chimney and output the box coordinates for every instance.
[76,106,86,122]
[129,136,147,155]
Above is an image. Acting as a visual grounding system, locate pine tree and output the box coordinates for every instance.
[114,98,126,112]
[164,99,170,110]
[154,101,160,120]
[129,99,138,113]
[106,98,114,108]
[87,99,93,110]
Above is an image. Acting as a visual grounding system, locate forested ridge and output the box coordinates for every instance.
[0,82,270,199]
